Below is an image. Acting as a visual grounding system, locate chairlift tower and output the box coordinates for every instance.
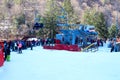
[116,11,119,37]
[116,3,119,37]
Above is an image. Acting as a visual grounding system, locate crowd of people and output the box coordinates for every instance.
[108,36,120,52]
[1,36,120,62]
[2,38,56,62]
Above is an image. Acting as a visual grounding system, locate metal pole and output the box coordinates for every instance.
[116,5,119,37]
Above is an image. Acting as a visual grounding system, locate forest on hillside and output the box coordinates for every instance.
[0,0,120,40]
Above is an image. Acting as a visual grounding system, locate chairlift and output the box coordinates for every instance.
[33,22,44,30]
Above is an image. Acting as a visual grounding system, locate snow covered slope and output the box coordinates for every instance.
[0,43,120,80]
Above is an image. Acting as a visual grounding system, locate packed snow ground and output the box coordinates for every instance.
[0,42,120,80]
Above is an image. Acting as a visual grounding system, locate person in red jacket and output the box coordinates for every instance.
[18,42,22,53]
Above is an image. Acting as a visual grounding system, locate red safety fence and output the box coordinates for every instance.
[43,45,54,49]
[55,39,61,44]
[0,42,4,67]
[68,45,81,51]
[54,44,64,50]
[43,44,81,51]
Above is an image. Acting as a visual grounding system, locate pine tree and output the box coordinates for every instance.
[83,9,109,38]
[109,24,119,38]
[95,12,109,38]
[83,9,97,25]
[43,0,59,38]
[62,0,74,14]
[62,0,79,25]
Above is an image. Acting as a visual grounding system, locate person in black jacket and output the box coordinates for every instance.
[110,39,115,52]
[6,43,11,61]
[30,41,33,50]
[4,42,11,61]
[4,42,8,61]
